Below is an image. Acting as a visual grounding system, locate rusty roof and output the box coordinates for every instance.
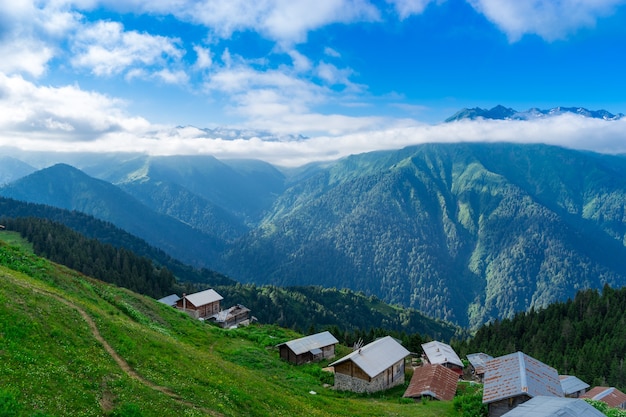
[581,386,626,408]
[500,396,606,417]
[403,364,459,401]
[467,352,493,375]
[482,352,563,404]
[422,341,463,368]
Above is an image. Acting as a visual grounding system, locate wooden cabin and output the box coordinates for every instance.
[277,331,338,365]
[559,375,589,398]
[330,336,409,393]
[467,352,493,382]
[210,304,251,329]
[421,340,464,376]
[403,364,459,401]
[176,289,223,319]
[483,352,563,417]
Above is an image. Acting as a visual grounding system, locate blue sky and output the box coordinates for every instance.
[1,0,626,166]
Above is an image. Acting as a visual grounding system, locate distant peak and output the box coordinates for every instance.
[445,106,624,122]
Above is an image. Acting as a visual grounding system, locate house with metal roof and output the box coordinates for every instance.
[421,341,464,376]
[467,352,493,382]
[176,289,223,319]
[559,375,590,398]
[330,336,410,393]
[403,364,459,401]
[276,331,339,365]
[157,294,181,307]
[581,386,626,409]
[500,396,606,417]
[483,351,564,417]
[209,304,252,329]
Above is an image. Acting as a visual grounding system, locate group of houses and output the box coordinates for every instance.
[156,289,625,415]
[276,331,626,416]
[157,288,252,329]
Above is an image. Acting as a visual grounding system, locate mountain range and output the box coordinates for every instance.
[445,105,624,122]
[3,142,626,328]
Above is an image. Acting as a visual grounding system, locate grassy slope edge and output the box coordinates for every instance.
[0,233,456,417]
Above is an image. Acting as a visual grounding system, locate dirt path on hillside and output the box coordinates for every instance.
[9,275,222,416]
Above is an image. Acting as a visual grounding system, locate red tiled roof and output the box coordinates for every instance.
[403,364,459,401]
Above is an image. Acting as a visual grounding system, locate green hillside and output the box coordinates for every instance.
[0,234,462,417]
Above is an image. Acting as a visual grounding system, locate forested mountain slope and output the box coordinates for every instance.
[0,213,459,341]
[458,285,626,390]
[0,164,224,266]
[4,143,626,329]
[221,143,626,328]
[85,154,286,231]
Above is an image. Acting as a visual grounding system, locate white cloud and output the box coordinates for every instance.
[3,73,626,166]
[193,45,213,70]
[467,0,626,41]
[0,39,54,78]
[387,0,437,19]
[154,69,190,84]
[183,0,381,45]
[324,47,341,58]
[0,1,81,77]
[95,0,380,45]
[316,62,356,87]
[71,21,185,77]
[0,72,150,146]
[288,50,313,72]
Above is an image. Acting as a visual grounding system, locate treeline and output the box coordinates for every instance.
[457,285,626,390]
[1,215,459,343]
[214,283,462,346]
[3,217,179,298]
[0,197,237,287]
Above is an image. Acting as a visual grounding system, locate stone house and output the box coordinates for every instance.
[330,336,409,393]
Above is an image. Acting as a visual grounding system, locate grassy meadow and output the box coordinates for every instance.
[0,231,466,416]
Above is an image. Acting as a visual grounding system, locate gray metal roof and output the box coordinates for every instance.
[330,336,410,378]
[467,352,493,374]
[422,341,463,368]
[184,289,223,307]
[483,352,564,404]
[501,396,606,417]
[157,294,180,306]
[277,331,339,355]
[560,375,590,396]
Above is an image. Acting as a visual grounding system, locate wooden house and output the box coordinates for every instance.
[467,352,493,382]
[277,331,339,365]
[176,289,223,319]
[330,336,409,393]
[209,304,251,329]
[483,352,563,417]
[581,387,626,409]
[500,396,606,417]
[559,375,589,398]
[421,341,464,376]
[403,364,459,401]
